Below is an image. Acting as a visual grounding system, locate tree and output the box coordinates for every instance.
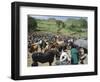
[28,16,37,32]
[79,18,87,28]
[68,23,76,31]
[56,20,65,33]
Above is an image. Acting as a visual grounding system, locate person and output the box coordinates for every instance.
[59,50,71,65]
[71,44,79,64]
[79,47,87,64]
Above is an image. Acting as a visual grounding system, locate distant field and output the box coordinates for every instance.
[36,20,87,38]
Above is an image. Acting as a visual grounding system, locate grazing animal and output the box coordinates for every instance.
[55,36,64,45]
[49,42,58,50]
[31,49,60,66]
[29,43,38,53]
[57,43,67,52]
[37,39,47,52]
[43,41,50,52]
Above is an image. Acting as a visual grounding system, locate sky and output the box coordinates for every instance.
[29,15,87,21]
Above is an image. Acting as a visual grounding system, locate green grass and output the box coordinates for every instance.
[35,20,87,38]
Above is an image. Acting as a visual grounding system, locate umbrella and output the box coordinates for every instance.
[74,39,88,49]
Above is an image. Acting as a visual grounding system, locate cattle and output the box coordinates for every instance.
[31,49,60,66]
[29,43,38,53]
[28,32,88,66]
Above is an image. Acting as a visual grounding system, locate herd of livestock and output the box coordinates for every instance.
[28,32,88,66]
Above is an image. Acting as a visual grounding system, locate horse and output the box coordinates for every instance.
[31,49,60,66]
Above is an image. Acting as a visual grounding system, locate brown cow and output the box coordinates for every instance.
[29,43,38,53]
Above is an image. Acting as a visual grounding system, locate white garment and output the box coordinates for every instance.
[60,51,70,62]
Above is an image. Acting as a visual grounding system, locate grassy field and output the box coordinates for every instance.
[35,20,87,38]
